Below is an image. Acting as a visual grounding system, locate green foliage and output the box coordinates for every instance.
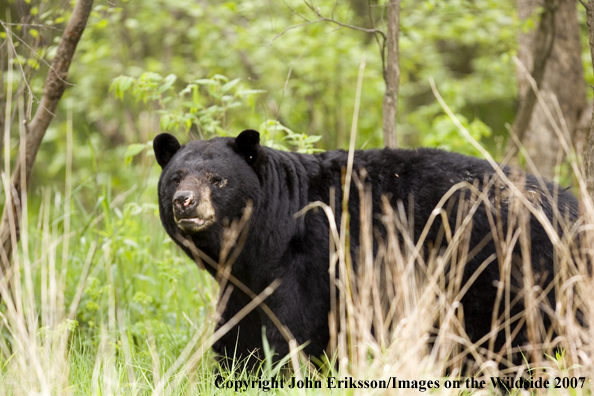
[257,120,324,153]
[3,0,530,191]
[112,72,323,157]
[422,114,492,157]
[54,188,217,359]
[397,0,518,151]
[110,72,262,138]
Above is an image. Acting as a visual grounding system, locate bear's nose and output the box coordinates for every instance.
[173,190,197,212]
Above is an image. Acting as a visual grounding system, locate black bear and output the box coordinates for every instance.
[153,130,579,368]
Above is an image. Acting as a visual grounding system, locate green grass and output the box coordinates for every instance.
[0,179,218,393]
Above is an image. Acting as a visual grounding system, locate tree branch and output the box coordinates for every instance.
[272,2,387,44]
[0,0,94,277]
[310,6,387,41]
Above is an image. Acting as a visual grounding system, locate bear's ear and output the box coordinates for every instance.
[234,130,260,165]
[153,133,181,168]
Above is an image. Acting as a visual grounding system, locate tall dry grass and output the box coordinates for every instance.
[295,76,594,391]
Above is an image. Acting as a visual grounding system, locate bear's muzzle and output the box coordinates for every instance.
[172,184,215,233]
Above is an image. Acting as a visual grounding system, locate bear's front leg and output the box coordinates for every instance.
[258,273,331,364]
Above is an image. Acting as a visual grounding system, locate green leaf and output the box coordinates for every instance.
[124,143,146,158]
[109,76,135,99]
[123,143,146,165]
[212,74,229,82]
[141,72,163,82]
[221,78,240,93]
[119,77,134,92]
[237,89,266,95]
[158,74,177,93]
[179,83,196,97]
[26,58,40,70]
[194,79,216,85]
[160,114,172,131]
[304,135,322,143]
[192,85,200,103]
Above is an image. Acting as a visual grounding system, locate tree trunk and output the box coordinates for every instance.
[513,0,586,179]
[581,0,594,198]
[382,0,400,149]
[0,0,94,277]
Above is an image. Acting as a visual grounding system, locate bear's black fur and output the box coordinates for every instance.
[154,130,579,368]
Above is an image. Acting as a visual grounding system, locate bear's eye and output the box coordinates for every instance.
[171,175,182,185]
[206,173,226,188]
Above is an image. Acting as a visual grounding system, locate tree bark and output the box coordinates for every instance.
[581,0,594,198]
[510,0,555,144]
[382,0,400,149]
[512,0,586,179]
[0,0,94,276]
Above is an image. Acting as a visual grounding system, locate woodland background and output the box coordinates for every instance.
[3,0,592,192]
[0,0,594,394]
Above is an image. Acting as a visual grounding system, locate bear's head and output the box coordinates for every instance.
[153,130,263,248]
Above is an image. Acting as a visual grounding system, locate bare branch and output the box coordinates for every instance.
[0,22,38,116]
[280,0,314,23]
[312,11,387,40]
[1,22,62,31]
[270,2,386,45]
[0,23,74,88]
[268,19,324,45]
